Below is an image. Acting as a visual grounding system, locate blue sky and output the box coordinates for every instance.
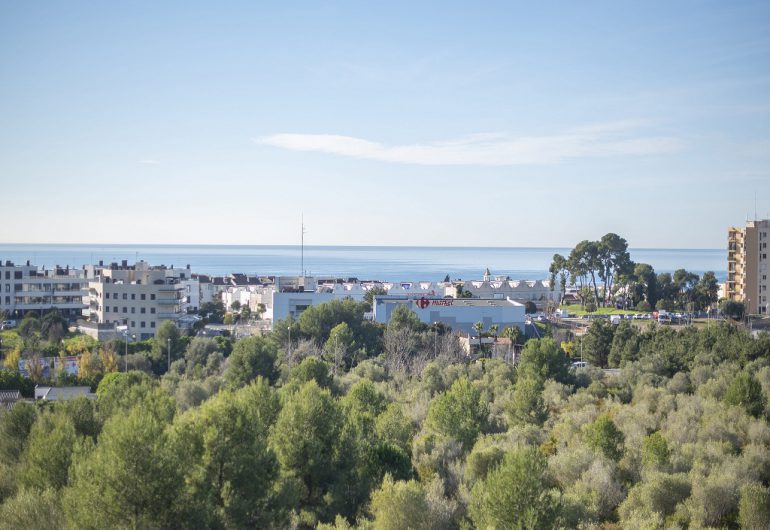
[1,1,769,248]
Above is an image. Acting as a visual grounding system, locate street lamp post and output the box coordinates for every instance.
[287,325,292,367]
[167,337,171,373]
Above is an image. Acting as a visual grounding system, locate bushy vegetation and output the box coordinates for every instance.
[1,298,769,529]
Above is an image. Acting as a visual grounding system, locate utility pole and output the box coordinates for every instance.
[301,214,306,279]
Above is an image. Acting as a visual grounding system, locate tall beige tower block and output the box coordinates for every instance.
[727,220,769,315]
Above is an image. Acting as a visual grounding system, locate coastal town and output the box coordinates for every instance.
[0,220,767,384]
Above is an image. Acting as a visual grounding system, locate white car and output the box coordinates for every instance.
[571,361,589,369]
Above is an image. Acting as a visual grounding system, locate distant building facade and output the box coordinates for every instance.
[373,296,525,335]
[0,260,89,320]
[82,260,189,339]
[727,219,769,314]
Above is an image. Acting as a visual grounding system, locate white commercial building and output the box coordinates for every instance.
[459,269,561,306]
[373,296,525,335]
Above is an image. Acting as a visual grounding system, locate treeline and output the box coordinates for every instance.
[550,234,719,311]
[1,301,770,529]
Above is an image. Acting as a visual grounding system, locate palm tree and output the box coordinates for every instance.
[502,326,522,364]
[488,325,499,358]
[473,322,484,356]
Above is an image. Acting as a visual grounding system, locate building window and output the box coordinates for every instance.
[141,321,146,328]
[122,307,127,313]
[131,321,135,327]
[131,294,135,300]
[141,294,146,300]
[140,307,146,314]
[150,294,156,300]
[122,293,127,300]
[131,307,135,313]
[4,296,9,304]
[14,271,22,279]
[105,307,110,313]
[113,306,118,312]
[4,272,8,279]
[151,321,156,328]
[150,308,156,314]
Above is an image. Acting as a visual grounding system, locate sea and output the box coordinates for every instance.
[0,244,727,283]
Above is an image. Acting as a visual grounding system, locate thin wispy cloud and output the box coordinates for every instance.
[139,159,161,165]
[255,122,681,166]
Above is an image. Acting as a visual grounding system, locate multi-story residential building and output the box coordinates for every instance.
[727,219,770,314]
[83,260,188,339]
[0,260,89,321]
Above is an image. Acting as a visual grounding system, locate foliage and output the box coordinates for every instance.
[507,376,548,426]
[18,410,77,490]
[225,336,279,388]
[62,406,183,529]
[426,377,488,449]
[724,371,766,417]
[469,446,560,529]
[584,414,625,461]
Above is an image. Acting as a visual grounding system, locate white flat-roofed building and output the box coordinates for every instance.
[0,260,89,321]
[460,275,561,306]
[373,295,525,335]
[272,282,365,323]
[83,260,188,340]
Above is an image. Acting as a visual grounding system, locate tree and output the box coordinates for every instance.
[720,299,746,320]
[549,253,570,304]
[582,319,615,368]
[597,233,633,306]
[694,271,719,310]
[288,356,334,391]
[0,402,37,463]
[724,372,766,418]
[524,301,537,314]
[324,322,356,373]
[151,320,182,369]
[40,309,68,343]
[739,483,770,530]
[0,488,64,530]
[369,475,442,530]
[632,263,658,308]
[584,414,624,461]
[172,379,283,528]
[224,336,279,388]
[641,431,670,470]
[364,286,388,310]
[426,378,487,449]
[270,380,344,512]
[230,300,241,312]
[507,376,548,426]
[517,338,571,384]
[298,298,367,344]
[63,406,183,529]
[18,411,77,491]
[469,446,560,530]
[17,314,40,341]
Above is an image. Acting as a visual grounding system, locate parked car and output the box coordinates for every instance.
[0,320,17,330]
[571,361,589,369]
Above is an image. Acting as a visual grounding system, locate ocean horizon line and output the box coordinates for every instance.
[0,242,723,252]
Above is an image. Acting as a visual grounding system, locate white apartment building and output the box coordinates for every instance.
[83,261,189,339]
[0,260,89,321]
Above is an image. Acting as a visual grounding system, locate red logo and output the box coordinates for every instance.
[416,297,430,309]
